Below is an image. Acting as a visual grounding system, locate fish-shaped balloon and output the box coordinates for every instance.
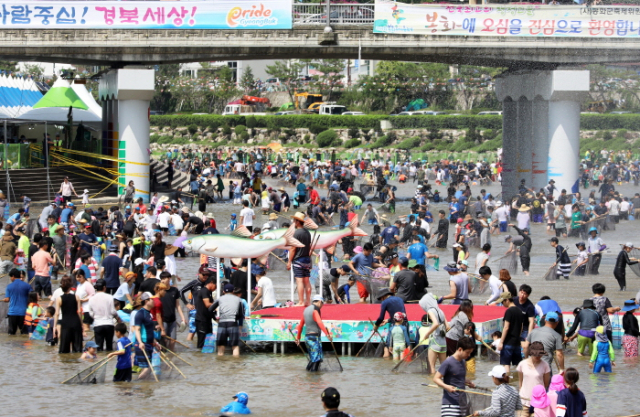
[182,224,304,258]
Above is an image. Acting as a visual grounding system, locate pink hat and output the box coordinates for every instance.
[530,385,550,409]
[548,374,565,392]
[353,246,363,254]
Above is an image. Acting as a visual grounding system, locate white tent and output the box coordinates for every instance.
[71,82,102,119]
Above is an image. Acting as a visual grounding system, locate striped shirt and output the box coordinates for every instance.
[478,383,522,417]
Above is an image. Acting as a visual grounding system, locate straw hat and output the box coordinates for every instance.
[164,244,178,256]
[518,204,531,212]
[278,187,286,192]
[269,213,278,220]
[292,212,306,222]
[158,195,169,204]
[207,212,214,218]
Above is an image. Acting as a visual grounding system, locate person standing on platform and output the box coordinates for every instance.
[288,212,312,307]
[390,256,418,303]
[295,295,332,372]
[58,176,78,204]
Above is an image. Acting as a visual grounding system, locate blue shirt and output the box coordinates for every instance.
[380,226,399,245]
[408,242,428,265]
[7,213,20,226]
[536,299,561,317]
[220,401,251,415]
[375,295,406,327]
[133,308,155,344]
[115,336,132,369]
[351,252,374,275]
[6,279,31,316]
[60,208,73,223]
[101,254,122,289]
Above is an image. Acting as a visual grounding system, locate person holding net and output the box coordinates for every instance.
[433,336,477,417]
[132,292,161,380]
[374,288,406,358]
[472,365,522,417]
[295,295,333,372]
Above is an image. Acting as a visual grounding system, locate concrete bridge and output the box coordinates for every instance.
[1,2,640,69]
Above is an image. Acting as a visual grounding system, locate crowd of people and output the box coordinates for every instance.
[3,143,640,416]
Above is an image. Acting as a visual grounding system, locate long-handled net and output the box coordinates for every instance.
[266,251,289,272]
[0,301,7,333]
[459,387,494,415]
[359,183,374,197]
[392,348,432,374]
[355,275,388,304]
[496,252,518,275]
[62,357,112,385]
[543,264,558,281]
[469,274,489,295]
[357,327,385,358]
[318,351,344,372]
[630,249,640,277]
[604,215,616,231]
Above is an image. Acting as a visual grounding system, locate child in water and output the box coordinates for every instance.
[80,341,99,361]
[414,314,431,355]
[463,322,478,373]
[556,368,588,417]
[390,312,410,361]
[24,292,42,336]
[473,365,521,416]
[229,214,238,232]
[590,325,615,373]
[220,392,251,415]
[44,306,57,346]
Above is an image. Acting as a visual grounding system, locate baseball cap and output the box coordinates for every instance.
[140,292,152,301]
[321,387,340,403]
[452,243,462,248]
[487,365,508,378]
[408,259,418,268]
[233,392,249,406]
[545,311,560,322]
[495,291,513,304]
[84,341,99,351]
[223,283,235,293]
[399,256,409,267]
[340,265,351,273]
[312,294,324,303]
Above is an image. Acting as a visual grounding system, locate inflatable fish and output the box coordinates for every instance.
[183,224,303,258]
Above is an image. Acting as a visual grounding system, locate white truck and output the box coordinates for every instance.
[222,104,268,116]
[318,102,348,115]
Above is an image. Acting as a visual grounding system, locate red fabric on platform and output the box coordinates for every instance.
[255,304,507,323]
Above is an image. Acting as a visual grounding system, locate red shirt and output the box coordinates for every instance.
[137,203,147,214]
[309,189,320,205]
[150,297,163,323]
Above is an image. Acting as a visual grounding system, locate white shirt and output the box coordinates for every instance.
[496,206,508,222]
[170,213,184,230]
[621,201,630,212]
[75,281,95,311]
[257,277,277,307]
[609,199,620,215]
[240,207,255,227]
[88,292,117,327]
[113,282,133,303]
[485,275,502,305]
[158,212,171,228]
[475,252,490,274]
[420,219,430,235]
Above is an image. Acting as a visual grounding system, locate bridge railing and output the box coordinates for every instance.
[293,3,375,26]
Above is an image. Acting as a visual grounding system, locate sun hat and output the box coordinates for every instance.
[622,299,640,312]
[353,246,363,254]
[84,341,98,351]
[582,299,595,309]
[269,213,278,220]
[487,365,508,379]
[377,288,393,300]
[292,212,306,222]
[530,385,550,409]
[528,341,547,357]
[312,294,324,302]
[518,204,531,212]
[548,374,565,392]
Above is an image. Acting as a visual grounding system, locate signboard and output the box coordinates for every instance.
[374,1,640,38]
[0,0,292,29]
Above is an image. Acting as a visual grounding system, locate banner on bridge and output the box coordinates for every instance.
[374,1,640,38]
[0,0,292,29]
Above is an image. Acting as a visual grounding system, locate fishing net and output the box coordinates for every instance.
[355,275,388,304]
[62,358,109,385]
[393,348,432,374]
[318,351,343,372]
[543,265,559,281]
[357,340,385,358]
[153,351,181,381]
[359,183,374,197]
[266,252,288,272]
[0,301,7,333]
[497,252,518,275]
[629,249,640,277]
[604,215,616,231]
[459,388,494,415]
[469,275,489,295]
[378,204,391,213]
[485,346,500,362]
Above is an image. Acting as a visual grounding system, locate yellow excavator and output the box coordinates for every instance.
[294,92,323,110]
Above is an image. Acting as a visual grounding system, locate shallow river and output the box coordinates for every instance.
[2,178,640,417]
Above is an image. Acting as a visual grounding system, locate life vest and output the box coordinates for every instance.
[24,303,41,327]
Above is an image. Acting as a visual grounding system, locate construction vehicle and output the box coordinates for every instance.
[294,92,323,110]
[222,95,271,116]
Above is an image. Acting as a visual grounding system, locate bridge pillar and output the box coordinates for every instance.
[495,70,589,201]
[99,67,155,202]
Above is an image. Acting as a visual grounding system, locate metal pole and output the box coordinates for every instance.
[325,0,330,27]
[4,120,8,209]
[290,264,294,302]
[247,258,252,314]
[318,249,323,300]
[216,257,221,299]
[45,121,50,202]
